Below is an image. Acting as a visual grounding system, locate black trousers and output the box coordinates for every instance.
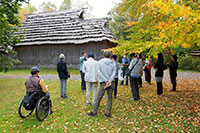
[120,68,129,85]
[114,78,118,97]
[145,68,151,84]
[170,76,177,91]
[130,77,140,100]
[156,81,163,95]
[80,71,86,90]
[138,77,142,87]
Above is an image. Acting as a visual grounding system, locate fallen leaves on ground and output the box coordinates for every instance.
[0,78,199,132]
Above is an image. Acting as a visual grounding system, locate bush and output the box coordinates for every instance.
[192,57,200,71]
[178,55,200,71]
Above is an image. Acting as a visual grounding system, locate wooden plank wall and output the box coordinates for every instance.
[13,40,117,69]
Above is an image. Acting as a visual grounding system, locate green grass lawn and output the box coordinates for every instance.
[0,78,199,132]
[0,68,80,75]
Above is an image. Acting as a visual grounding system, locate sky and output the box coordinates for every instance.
[28,0,122,18]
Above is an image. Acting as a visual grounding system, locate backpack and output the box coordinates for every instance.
[22,92,36,110]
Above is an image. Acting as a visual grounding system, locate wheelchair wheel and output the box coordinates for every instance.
[18,99,34,119]
[35,97,50,121]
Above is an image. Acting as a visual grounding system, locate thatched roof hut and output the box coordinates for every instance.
[14,9,117,68]
[191,50,200,57]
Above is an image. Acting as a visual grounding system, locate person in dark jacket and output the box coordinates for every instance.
[80,51,88,92]
[111,55,120,98]
[57,54,70,98]
[167,54,178,92]
[154,53,166,95]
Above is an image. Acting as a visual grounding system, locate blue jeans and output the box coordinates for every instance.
[60,79,67,97]
[120,67,129,85]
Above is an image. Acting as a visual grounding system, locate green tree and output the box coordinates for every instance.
[19,4,37,22]
[108,0,200,57]
[107,8,130,40]
[0,0,28,71]
[40,1,57,12]
[59,0,71,10]
[26,3,37,14]
[19,7,30,22]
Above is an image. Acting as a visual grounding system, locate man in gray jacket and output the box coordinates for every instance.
[129,53,143,101]
[87,50,116,117]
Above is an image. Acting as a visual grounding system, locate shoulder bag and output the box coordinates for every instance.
[127,59,139,76]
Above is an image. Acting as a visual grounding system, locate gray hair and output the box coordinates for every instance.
[103,50,112,58]
[59,53,65,59]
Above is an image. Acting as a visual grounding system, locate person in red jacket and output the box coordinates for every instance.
[144,57,152,84]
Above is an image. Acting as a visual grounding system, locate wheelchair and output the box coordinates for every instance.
[18,91,52,121]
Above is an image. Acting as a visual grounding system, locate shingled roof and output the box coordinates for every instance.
[16,9,117,46]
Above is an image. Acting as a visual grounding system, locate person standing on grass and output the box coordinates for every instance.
[82,53,98,106]
[57,54,70,98]
[80,51,88,92]
[167,54,178,92]
[120,53,130,86]
[129,53,143,101]
[111,55,120,98]
[144,57,152,84]
[154,53,166,95]
[137,53,143,88]
[87,50,116,117]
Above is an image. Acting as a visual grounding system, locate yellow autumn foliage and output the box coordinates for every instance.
[19,8,30,22]
[108,0,200,57]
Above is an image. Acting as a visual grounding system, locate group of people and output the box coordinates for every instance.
[119,52,178,97]
[24,50,178,117]
[79,51,118,117]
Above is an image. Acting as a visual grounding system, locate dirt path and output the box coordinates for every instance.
[0,74,80,80]
[0,70,199,81]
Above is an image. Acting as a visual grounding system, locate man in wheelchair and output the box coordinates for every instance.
[24,66,52,112]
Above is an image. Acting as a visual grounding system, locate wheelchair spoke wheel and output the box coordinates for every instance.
[35,97,50,121]
[18,100,34,119]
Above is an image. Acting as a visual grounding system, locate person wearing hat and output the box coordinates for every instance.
[25,66,49,97]
[167,54,179,92]
[87,50,116,117]
[57,54,70,98]
[82,53,98,106]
